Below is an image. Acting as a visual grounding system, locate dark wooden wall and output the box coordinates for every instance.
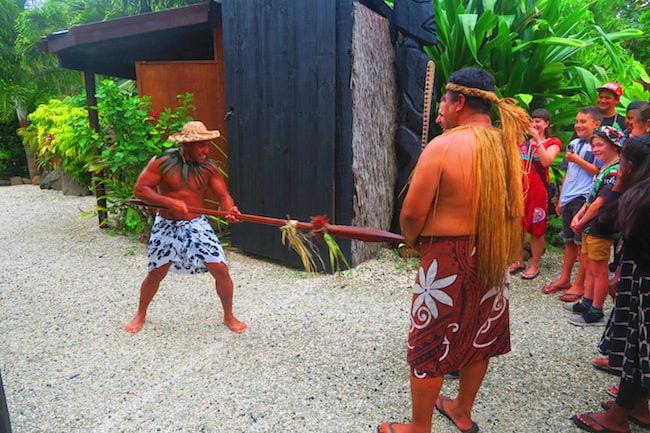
[222,0,354,268]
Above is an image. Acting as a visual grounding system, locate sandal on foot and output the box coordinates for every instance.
[377,422,397,433]
[436,395,479,433]
[508,262,526,274]
[571,412,630,433]
[591,357,609,372]
[542,283,571,294]
[606,385,619,398]
[559,292,583,302]
[600,401,650,429]
[521,270,540,280]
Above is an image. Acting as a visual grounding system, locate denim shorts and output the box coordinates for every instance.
[560,196,587,245]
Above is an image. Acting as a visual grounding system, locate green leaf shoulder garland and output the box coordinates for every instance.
[158,147,219,186]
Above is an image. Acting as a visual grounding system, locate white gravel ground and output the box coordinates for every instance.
[0,185,639,433]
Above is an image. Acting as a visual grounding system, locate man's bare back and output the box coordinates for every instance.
[401,126,495,244]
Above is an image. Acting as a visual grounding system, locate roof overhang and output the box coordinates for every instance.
[38,1,220,79]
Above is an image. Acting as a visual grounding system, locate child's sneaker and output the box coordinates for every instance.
[569,310,605,327]
[563,301,589,314]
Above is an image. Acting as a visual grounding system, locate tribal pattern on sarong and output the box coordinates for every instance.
[407,236,511,377]
[148,214,226,274]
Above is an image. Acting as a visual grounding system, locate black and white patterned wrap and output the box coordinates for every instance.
[148,214,226,274]
[603,256,650,389]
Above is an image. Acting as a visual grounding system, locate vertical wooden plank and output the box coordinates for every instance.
[0,372,12,433]
[136,61,228,173]
[84,71,108,228]
[223,0,339,268]
[334,0,355,259]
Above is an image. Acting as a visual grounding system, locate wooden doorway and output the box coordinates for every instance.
[136,60,229,173]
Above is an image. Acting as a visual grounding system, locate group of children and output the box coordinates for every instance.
[519,81,650,432]
[539,83,648,326]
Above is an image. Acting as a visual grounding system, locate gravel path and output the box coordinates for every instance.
[0,185,636,433]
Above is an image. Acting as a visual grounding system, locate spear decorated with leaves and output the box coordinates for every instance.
[127,199,405,244]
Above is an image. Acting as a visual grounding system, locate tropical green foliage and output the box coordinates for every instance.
[424,0,647,139]
[0,117,27,177]
[21,95,94,183]
[21,80,195,234]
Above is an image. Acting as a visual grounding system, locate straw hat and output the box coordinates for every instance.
[168,121,220,143]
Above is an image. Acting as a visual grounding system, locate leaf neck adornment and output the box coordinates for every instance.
[158,147,219,186]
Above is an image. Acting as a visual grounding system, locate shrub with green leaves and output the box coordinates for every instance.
[21,79,195,236]
[23,94,94,184]
[92,80,195,235]
[0,118,28,178]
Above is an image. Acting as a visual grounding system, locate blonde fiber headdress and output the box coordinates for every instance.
[445,82,530,289]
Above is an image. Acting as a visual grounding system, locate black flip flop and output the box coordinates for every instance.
[436,395,480,433]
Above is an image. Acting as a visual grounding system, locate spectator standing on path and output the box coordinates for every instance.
[572,134,650,433]
[124,121,247,334]
[631,103,650,137]
[597,82,625,131]
[592,103,650,394]
[377,67,529,433]
[509,108,562,280]
[564,126,623,327]
[623,100,647,141]
[543,107,603,299]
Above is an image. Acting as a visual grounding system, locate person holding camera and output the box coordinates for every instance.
[542,107,603,298]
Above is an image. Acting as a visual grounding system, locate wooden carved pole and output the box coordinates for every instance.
[421,60,436,149]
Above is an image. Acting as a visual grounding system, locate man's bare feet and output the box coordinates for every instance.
[124,313,145,333]
[377,421,416,433]
[572,411,630,433]
[601,400,650,427]
[436,395,477,432]
[558,283,584,301]
[541,280,571,294]
[224,317,247,333]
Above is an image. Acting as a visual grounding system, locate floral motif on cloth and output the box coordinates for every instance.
[407,236,511,378]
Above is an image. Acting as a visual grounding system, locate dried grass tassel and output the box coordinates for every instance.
[281,219,320,273]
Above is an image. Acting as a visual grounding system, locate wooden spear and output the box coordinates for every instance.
[127,199,405,244]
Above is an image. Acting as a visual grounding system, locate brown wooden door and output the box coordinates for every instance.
[136,60,228,173]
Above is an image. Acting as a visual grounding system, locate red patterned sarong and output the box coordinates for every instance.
[407,236,511,378]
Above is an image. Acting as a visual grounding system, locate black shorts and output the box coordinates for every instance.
[561,196,587,245]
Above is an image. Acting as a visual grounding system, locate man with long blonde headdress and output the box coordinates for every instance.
[378,67,529,433]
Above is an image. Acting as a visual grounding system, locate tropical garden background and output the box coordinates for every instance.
[0,0,649,243]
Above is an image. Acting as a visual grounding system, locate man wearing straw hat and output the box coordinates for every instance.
[124,121,247,334]
[378,67,529,433]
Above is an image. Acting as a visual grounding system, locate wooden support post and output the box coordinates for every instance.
[84,71,108,227]
[0,371,12,433]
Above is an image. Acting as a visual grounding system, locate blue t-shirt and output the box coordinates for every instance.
[560,137,603,206]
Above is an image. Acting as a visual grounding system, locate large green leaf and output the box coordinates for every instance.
[458,14,479,63]
[513,36,586,53]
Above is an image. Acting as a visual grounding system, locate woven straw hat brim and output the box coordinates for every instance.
[168,131,220,143]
